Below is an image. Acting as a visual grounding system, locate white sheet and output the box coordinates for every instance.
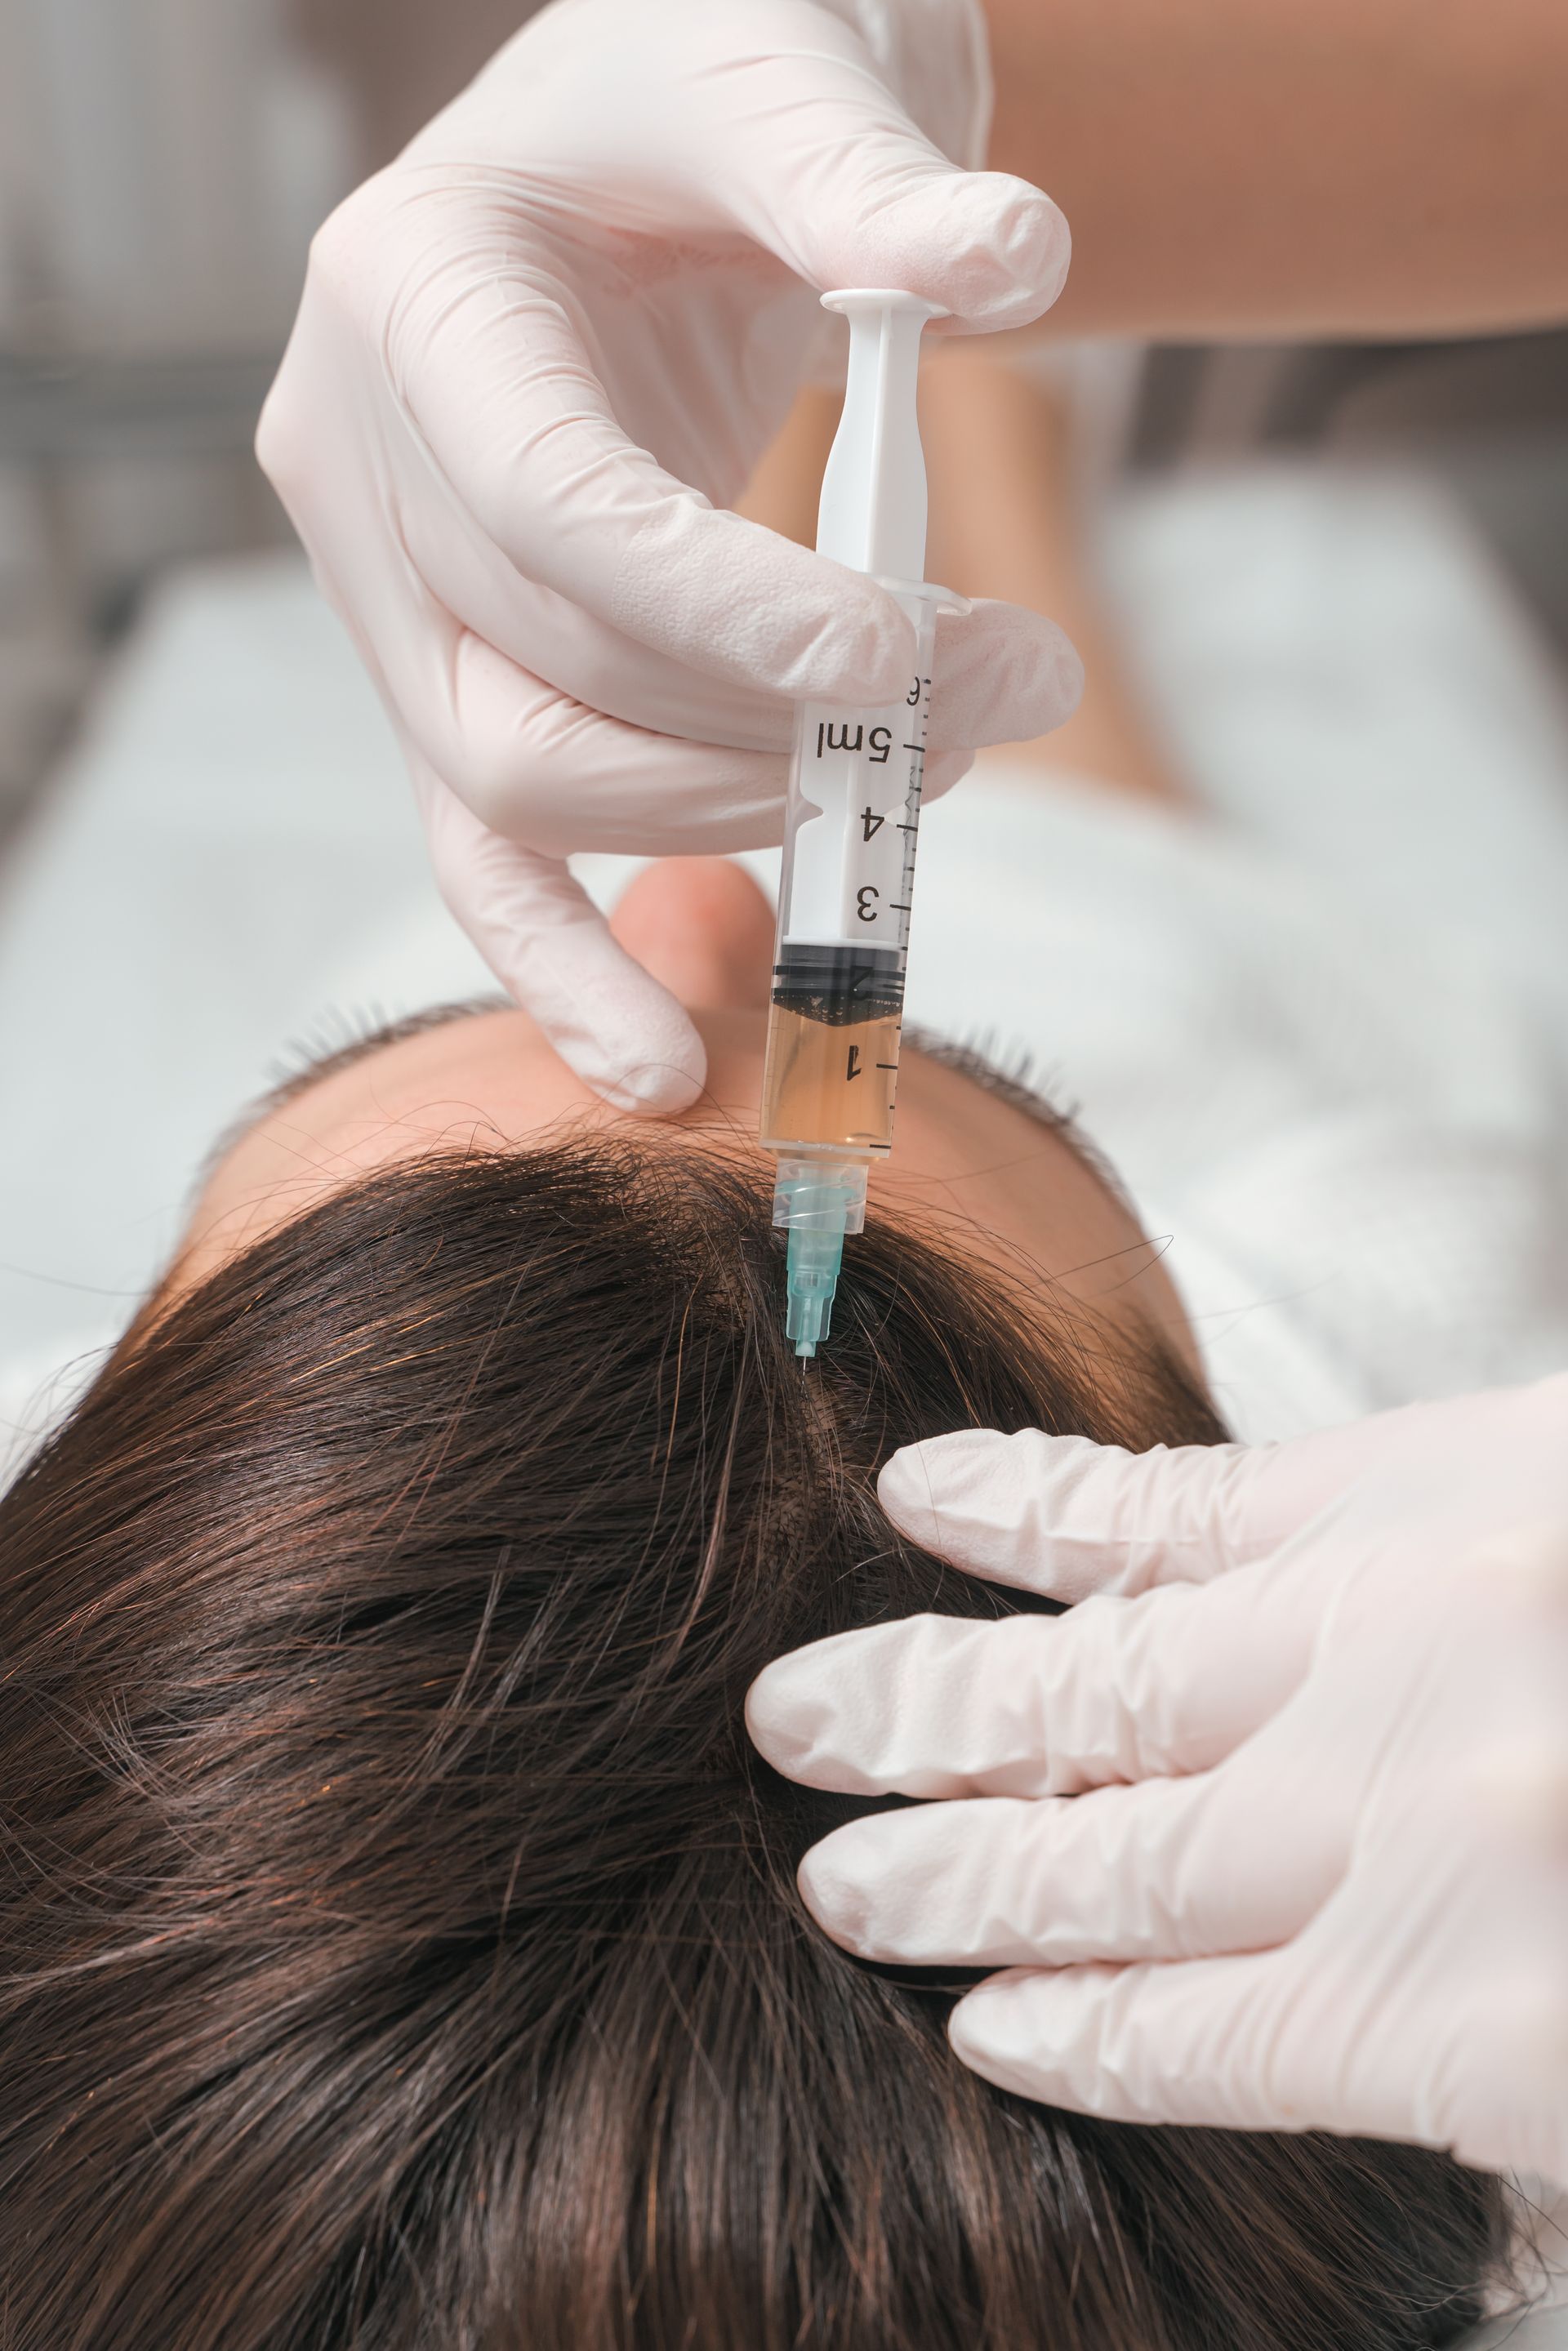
[5,463,1568,1461]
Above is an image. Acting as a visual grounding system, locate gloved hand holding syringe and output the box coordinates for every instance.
[760,292,962,1354]
[256,0,1080,1120]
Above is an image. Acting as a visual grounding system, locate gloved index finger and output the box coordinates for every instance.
[408,751,707,1117]
[876,1427,1282,1601]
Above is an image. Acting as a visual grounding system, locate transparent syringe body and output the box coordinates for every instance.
[760,582,941,1169]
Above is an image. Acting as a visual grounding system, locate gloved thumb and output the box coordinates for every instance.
[412,759,707,1117]
[700,3,1069,330]
[822,164,1068,333]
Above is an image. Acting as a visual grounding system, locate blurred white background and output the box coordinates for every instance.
[0,0,536,828]
[1,0,1566,854]
[0,0,343,808]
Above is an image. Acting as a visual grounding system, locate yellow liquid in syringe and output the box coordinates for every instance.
[760,1004,900,1156]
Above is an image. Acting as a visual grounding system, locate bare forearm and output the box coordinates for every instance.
[983,0,1568,339]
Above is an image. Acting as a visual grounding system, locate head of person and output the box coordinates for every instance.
[0,865,1511,2348]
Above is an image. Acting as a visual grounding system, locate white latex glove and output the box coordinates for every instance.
[257,0,1079,1113]
[746,1379,1568,2183]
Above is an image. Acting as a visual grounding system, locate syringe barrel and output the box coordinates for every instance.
[760,581,941,1164]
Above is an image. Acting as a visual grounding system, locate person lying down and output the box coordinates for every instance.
[0,857,1517,2351]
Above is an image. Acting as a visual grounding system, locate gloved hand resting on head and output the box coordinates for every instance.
[747,1379,1568,2186]
[257,0,1079,1114]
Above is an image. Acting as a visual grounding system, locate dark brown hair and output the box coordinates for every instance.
[0,1138,1510,2349]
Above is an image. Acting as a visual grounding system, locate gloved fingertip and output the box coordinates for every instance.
[589,1052,709,1119]
[945,1965,1067,2097]
[549,969,710,1118]
[876,1445,947,1553]
[877,1431,1003,1548]
[858,173,1071,332]
[948,1971,1043,2079]
[746,1645,873,1792]
[743,1657,813,1777]
[796,1830,880,1954]
[1045,625,1086,732]
[934,603,1085,751]
[996,615,1084,742]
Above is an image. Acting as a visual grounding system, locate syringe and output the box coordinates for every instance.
[759,289,963,1357]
